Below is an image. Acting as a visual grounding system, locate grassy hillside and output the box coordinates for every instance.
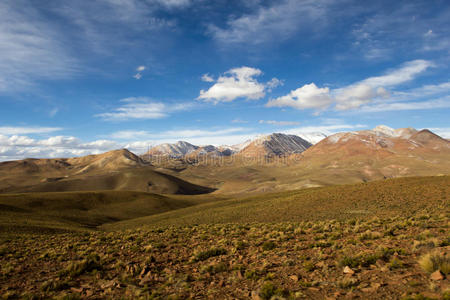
[0,176,448,299]
[0,191,227,233]
[103,175,450,230]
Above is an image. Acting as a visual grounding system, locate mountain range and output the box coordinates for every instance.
[0,126,448,195]
[145,132,322,158]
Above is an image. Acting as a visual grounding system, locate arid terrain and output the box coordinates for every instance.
[0,127,449,299]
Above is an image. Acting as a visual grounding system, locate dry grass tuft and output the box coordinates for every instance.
[418,252,450,275]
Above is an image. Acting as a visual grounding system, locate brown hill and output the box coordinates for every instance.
[0,149,214,195]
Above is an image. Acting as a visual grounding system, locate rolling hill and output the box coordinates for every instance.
[0,149,214,195]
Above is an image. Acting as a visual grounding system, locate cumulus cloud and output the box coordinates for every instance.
[259,120,300,126]
[334,59,434,110]
[198,67,266,103]
[136,66,146,72]
[96,97,192,121]
[267,83,332,110]
[0,134,121,161]
[267,60,434,112]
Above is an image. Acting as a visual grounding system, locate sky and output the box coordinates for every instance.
[0,0,449,160]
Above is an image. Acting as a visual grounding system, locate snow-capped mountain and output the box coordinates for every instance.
[239,133,312,156]
[146,141,198,157]
[371,125,418,139]
[296,132,328,144]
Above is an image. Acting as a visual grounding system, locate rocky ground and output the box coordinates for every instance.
[1,213,449,299]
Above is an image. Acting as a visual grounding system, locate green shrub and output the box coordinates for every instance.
[261,241,276,251]
[194,248,227,261]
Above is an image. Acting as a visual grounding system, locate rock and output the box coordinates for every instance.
[70,287,83,293]
[430,270,444,281]
[251,291,262,300]
[139,265,151,277]
[343,266,355,275]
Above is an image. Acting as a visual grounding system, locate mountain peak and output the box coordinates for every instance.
[240,132,312,156]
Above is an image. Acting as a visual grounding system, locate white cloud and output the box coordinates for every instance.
[0,134,121,161]
[358,60,433,87]
[266,78,284,92]
[267,60,434,112]
[96,97,192,121]
[392,81,450,100]
[201,74,214,82]
[231,118,249,124]
[0,126,62,135]
[358,97,450,113]
[154,0,191,8]
[334,60,433,110]
[209,0,329,45]
[111,127,248,140]
[198,67,266,103]
[266,83,332,110]
[259,120,300,126]
[0,1,77,92]
[427,128,450,139]
[136,65,146,72]
[282,123,366,136]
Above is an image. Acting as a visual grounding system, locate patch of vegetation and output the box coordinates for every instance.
[261,241,276,251]
[60,254,102,277]
[418,252,450,275]
[193,247,227,262]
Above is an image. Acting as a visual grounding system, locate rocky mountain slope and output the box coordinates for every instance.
[239,133,312,157]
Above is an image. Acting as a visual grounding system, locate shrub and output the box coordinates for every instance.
[259,282,283,300]
[338,277,359,289]
[61,254,102,277]
[261,241,276,251]
[194,248,227,262]
[389,257,404,270]
[418,252,450,275]
[339,256,359,268]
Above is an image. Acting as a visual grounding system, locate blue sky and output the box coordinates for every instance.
[0,0,449,159]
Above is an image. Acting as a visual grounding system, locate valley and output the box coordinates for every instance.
[0,126,449,299]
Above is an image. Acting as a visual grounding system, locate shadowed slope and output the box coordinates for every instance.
[0,191,223,232]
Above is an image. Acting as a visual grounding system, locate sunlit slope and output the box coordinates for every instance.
[103,176,450,230]
[0,149,215,195]
[161,128,450,195]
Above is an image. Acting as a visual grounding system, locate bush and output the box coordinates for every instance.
[194,248,227,262]
[61,254,102,277]
[259,282,283,300]
[418,252,450,275]
[261,241,276,251]
[339,255,359,268]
